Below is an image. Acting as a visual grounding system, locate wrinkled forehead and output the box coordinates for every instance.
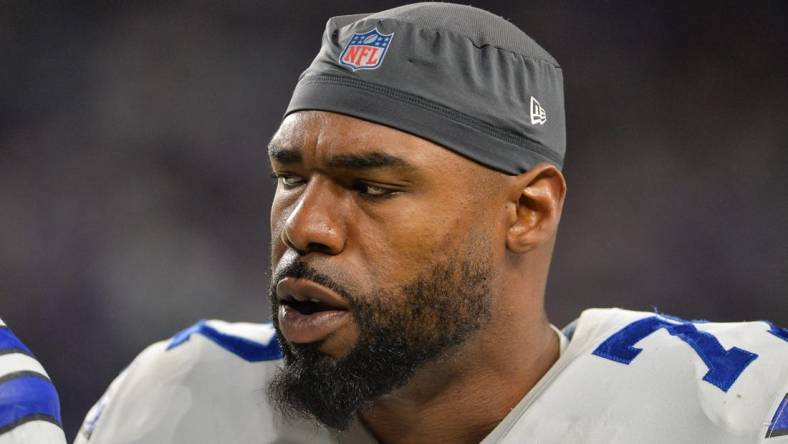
[269,110,481,173]
[270,111,384,153]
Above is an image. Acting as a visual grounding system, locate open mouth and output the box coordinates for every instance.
[281,296,341,315]
[275,277,352,344]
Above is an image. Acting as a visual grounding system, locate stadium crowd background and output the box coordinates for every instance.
[1,1,786,440]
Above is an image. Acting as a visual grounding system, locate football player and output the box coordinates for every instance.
[76,3,788,443]
[0,318,66,444]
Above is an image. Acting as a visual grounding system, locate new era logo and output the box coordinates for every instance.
[530,96,547,125]
[339,28,394,71]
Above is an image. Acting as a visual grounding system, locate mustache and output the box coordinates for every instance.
[271,259,356,306]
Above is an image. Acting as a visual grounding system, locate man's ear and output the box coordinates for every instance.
[505,163,567,254]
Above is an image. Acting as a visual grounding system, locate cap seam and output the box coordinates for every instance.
[299,73,562,165]
[348,16,561,69]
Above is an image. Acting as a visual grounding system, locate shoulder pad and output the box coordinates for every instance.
[579,308,788,442]
[75,320,301,444]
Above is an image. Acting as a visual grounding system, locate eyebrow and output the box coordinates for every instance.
[268,145,302,164]
[327,152,412,170]
[268,145,414,171]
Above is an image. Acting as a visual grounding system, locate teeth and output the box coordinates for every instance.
[290,294,306,302]
[309,298,321,304]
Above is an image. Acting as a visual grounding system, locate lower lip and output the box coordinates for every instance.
[277,304,351,344]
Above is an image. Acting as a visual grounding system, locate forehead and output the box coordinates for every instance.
[270,111,470,170]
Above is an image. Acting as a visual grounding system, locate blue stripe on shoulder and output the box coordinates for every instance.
[766,394,788,438]
[166,320,283,362]
[0,372,62,434]
[0,327,33,356]
[766,322,788,342]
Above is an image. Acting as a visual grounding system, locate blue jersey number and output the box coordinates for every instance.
[592,316,758,392]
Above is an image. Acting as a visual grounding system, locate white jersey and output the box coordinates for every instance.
[75,309,788,443]
[0,318,67,444]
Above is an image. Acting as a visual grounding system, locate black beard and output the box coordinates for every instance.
[267,245,492,431]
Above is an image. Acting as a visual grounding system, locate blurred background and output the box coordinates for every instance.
[1,0,786,440]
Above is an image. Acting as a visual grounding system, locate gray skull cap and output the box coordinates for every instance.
[285,2,565,174]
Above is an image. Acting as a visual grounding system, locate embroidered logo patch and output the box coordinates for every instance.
[339,28,394,71]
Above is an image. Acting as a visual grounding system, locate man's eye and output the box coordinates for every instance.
[271,173,305,187]
[353,182,393,198]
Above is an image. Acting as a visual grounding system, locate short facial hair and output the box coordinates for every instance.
[267,240,493,431]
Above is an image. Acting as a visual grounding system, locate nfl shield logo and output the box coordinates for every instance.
[339,28,394,71]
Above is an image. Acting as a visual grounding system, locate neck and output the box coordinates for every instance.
[358,307,559,444]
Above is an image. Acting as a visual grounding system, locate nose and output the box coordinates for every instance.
[282,178,346,256]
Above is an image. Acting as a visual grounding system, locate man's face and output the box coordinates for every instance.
[267,111,508,429]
